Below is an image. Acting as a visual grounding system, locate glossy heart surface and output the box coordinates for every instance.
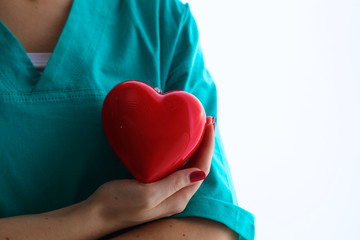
[102,80,206,183]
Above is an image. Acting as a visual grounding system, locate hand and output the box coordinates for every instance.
[84,116,215,236]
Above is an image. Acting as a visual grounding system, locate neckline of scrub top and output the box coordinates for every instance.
[0,0,113,94]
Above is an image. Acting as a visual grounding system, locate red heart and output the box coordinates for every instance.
[102,80,206,183]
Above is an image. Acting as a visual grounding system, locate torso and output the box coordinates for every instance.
[0,0,73,53]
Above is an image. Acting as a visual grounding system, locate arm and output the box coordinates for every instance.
[0,175,213,240]
[104,122,237,240]
[0,117,215,240]
[107,217,237,240]
[0,201,100,240]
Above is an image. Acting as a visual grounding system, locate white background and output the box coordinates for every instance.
[181,0,360,239]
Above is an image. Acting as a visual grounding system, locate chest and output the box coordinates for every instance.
[0,0,73,52]
[0,0,163,95]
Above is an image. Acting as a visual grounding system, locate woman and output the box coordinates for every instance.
[0,0,255,239]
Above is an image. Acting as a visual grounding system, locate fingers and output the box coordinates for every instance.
[149,116,215,202]
[156,177,202,217]
[148,116,215,213]
[113,116,216,224]
[184,116,215,175]
[147,168,206,219]
[148,167,205,206]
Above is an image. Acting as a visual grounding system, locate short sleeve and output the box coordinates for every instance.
[163,2,255,240]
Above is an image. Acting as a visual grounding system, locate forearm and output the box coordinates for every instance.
[106,217,238,240]
[0,201,108,240]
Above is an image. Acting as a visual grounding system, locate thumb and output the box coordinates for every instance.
[150,168,206,203]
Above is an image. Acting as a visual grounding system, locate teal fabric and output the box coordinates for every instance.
[0,0,255,239]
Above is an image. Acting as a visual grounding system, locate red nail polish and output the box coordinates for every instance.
[211,117,215,124]
[190,171,206,182]
[212,122,216,131]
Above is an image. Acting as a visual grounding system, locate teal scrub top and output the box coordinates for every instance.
[0,0,255,239]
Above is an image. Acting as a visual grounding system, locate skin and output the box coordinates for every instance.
[0,0,72,53]
[0,1,238,239]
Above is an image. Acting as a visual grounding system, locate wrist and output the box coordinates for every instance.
[83,195,129,239]
[44,199,107,240]
[73,198,112,239]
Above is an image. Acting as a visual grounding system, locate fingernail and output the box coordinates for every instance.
[190,171,206,183]
[213,122,216,131]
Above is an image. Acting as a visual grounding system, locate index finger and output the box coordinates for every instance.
[184,116,215,175]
